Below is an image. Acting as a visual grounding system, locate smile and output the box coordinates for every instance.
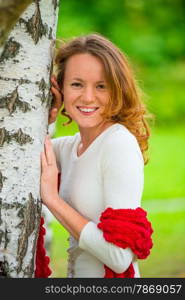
[77,106,99,115]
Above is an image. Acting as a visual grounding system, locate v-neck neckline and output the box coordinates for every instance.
[72,123,119,161]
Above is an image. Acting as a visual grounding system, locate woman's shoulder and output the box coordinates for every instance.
[102,123,143,163]
[104,123,139,148]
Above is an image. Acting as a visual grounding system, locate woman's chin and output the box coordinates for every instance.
[78,121,102,130]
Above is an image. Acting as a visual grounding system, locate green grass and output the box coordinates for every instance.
[50,221,69,278]
[140,200,185,278]
[143,125,185,200]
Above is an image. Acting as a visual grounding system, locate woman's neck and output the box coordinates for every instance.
[78,121,114,153]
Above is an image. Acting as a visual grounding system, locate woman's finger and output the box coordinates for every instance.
[44,136,57,166]
[51,75,60,90]
[48,107,58,124]
[41,151,47,170]
[49,107,58,118]
[51,86,63,110]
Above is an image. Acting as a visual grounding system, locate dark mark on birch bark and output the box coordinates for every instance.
[38,78,47,91]
[0,171,7,193]
[0,37,21,63]
[52,0,58,10]
[0,228,3,245]
[4,228,10,249]
[1,202,23,211]
[36,77,49,105]
[0,127,33,147]
[14,128,33,146]
[19,0,48,45]
[46,90,53,108]
[49,27,53,40]
[18,78,31,85]
[47,57,54,108]
[0,172,3,192]
[0,76,31,84]
[17,193,41,274]
[36,91,46,103]
[36,90,52,107]
[0,128,7,147]
[0,87,31,114]
[0,261,7,277]
[13,166,19,171]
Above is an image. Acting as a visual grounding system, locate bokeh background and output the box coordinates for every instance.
[49,0,185,278]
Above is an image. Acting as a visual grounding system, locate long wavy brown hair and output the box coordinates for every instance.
[55,33,152,164]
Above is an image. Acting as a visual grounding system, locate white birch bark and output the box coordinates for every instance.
[0,0,59,277]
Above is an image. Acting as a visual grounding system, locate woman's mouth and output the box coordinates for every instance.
[77,106,99,116]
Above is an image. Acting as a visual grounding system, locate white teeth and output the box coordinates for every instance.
[78,107,97,112]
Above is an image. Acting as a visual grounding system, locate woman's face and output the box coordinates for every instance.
[62,53,110,130]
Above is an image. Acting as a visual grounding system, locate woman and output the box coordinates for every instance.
[40,33,153,278]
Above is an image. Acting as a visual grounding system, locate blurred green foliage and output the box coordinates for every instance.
[57,0,185,126]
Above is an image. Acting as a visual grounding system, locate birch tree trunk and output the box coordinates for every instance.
[0,0,59,277]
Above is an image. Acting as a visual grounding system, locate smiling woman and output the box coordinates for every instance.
[55,33,151,164]
[41,33,154,278]
[61,53,113,154]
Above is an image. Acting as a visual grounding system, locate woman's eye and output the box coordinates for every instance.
[71,82,82,87]
[97,84,106,89]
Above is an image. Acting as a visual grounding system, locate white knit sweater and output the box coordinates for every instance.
[52,123,144,277]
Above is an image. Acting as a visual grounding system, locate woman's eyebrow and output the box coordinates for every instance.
[72,77,83,81]
[72,77,106,83]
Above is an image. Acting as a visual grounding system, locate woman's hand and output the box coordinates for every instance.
[48,75,63,124]
[40,135,60,207]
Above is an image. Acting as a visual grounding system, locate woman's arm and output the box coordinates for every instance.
[41,135,89,240]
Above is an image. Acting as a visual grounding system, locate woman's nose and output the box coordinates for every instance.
[82,87,96,103]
